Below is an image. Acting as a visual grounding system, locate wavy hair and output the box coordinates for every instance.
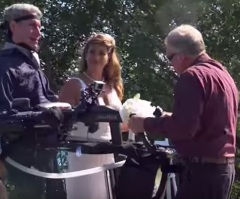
[79,33,124,100]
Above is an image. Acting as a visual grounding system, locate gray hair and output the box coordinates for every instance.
[3,3,42,22]
[165,24,205,56]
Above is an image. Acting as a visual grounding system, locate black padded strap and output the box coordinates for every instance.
[14,14,40,22]
[0,14,40,30]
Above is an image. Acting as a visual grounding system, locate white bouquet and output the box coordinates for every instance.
[119,94,156,141]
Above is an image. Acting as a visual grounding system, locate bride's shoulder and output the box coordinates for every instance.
[63,75,86,88]
[109,85,119,96]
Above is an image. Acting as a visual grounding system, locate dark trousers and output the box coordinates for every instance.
[176,162,235,199]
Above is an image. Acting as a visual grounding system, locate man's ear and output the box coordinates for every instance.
[9,20,17,33]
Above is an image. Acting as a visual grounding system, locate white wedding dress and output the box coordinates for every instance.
[65,78,122,199]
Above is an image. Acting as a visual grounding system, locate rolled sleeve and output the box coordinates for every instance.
[144,71,204,141]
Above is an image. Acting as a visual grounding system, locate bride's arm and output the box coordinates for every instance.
[58,79,81,107]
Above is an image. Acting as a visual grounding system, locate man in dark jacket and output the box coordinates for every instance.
[0,3,65,199]
[129,24,238,199]
[0,4,57,110]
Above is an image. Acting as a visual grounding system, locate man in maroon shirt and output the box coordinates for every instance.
[128,24,238,199]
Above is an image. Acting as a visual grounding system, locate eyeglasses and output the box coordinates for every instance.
[167,53,177,61]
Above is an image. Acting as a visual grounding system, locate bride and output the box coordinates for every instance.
[58,33,126,199]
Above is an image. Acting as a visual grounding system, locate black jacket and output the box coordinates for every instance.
[0,47,57,111]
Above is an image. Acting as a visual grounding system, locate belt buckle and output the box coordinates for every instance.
[186,156,234,164]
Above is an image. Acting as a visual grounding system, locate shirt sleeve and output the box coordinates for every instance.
[0,68,15,111]
[143,71,204,141]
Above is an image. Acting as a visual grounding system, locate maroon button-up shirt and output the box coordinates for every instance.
[144,53,239,158]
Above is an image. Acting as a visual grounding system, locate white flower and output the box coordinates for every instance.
[119,93,156,123]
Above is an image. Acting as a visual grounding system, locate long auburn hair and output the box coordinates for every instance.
[79,33,124,101]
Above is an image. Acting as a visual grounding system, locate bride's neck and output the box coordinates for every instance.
[84,70,104,81]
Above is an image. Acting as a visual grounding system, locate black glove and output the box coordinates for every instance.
[39,107,63,129]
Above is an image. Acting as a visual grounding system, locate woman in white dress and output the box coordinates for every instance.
[58,33,126,199]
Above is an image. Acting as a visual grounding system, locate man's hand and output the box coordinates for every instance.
[128,116,146,133]
[40,107,63,129]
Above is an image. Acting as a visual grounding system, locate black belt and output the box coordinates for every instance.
[183,157,235,164]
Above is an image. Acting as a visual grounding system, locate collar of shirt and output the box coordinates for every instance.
[2,42,40,69]
[190,52,211,66]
